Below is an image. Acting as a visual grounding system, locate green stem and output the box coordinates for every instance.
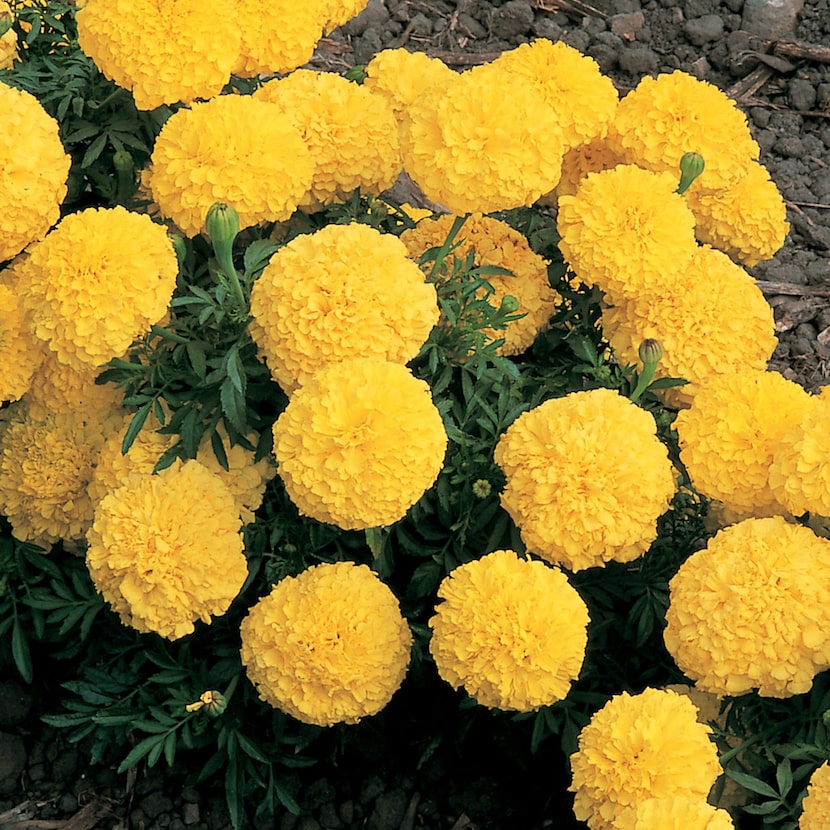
[629,361,658,403]
[428,214,469,280]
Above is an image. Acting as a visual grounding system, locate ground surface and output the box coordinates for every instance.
[2,1,830,829]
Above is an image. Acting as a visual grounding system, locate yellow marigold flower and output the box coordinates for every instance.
[321,0,369,31]
[86,459,247,640]
[250,223,438,393]
[601,246,777,407]
[0,82,69,262]
[364,48,456,123]
[233,0,326,77]
[0,400,121,546]
[801,763,830,830]
[400,213,561,356]
[487,40,619,151]
[607,71,760,193]
[253,71,401,212]
[664,516,830,698]
[0,2,17,69]
[544,136,623,201]
[556,165,698,306]
[428,549,589,711]
[240,561,412,726]
[149,95,313,237]
[613,797,734,830]
[76,0,240,110]
[569,687,721,830]
[675,369,814,516]
[769,394,830,517]
[399,66,565,214]
[0,282,44,403]
[493,388,676,572]
[272,358,447,531]
[16,206,178,371]
[684,160,789,267]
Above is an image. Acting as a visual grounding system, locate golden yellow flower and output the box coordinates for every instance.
[240,561,412,726]
[684,160,789,267]
[486,40,619,151]
[601,246,777,406]
[76,0,240,110]
[272,358,447,531]
[233,0,326,77]
[769,394,830,517]
[0,81,70,262]
[607,71,760,193]
[363,48,456,123]
[321,0,368,31]
[493,388,676,572]
[400,213,561,356]
[0,400,122,546]
[569,687,722,830]
[612,798,734,830]
[253,70,401,212]
[0,2,17,69]
[86,459,247,640]
[0,281,44,403]
[428,549,589,711]
[149,95,314,237]
[801,763,830,830]
[250,223,438,393]
[675,370,814,517]
[544,136,623,201]
[16,206,178,371]
[556,165,698,306]
[399,65,565,214]
[664,516,830,698]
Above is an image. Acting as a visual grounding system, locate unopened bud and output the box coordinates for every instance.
[185,690,227,717]
[638,338,663,367]
[113,150,133,173]
[677,152,705,195]
[471,479,492,499]
[205,202,240,247]
[0,4,12,38]
[499,294,520,315]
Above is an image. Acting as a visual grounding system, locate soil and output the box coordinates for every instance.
[2,1,830,829]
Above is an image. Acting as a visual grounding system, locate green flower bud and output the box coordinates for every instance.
[638,338,663,367]
[0,14,13,38]
[185,690,227,717]
[499,294,520,315]
[472,479,492,499]
[205,202,240,247]
[113,150,133,174]
[676,152,705,195]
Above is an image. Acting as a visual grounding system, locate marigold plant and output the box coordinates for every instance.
[569,687,722,830]
[429,549,589,711]
[240,561,412,726]
[664,516,830,698]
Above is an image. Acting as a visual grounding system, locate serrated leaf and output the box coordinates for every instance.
[220,377,246,434]
[726,770,781,799]
[117,735,164,773]
[122,403,152,454]
[12,615,32,684]
[186,342,207,379]
[236,732,269,763]
[225,346,246,396]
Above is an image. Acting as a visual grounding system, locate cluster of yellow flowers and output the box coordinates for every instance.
[494,388,676,571]
[240,562,412,726]
[569,688,724,830]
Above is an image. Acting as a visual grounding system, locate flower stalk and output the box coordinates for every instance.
[629,338,663,403]
[205,202,246,314]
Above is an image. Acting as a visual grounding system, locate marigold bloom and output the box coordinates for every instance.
[16,207,177,371]
[569,688,721,830]
[0,282,44,403]
[613,798,734,829]
[399,66,565,214]
[253,71,401,211]
[801,763,830,830]
[608,71,760,193]
[272,359,447,531]
[545,136,623,201]
[0,401,121,546]
[494,388,676,571]
[675,370,814,517]
[364,48,456,122]
[233,0,326,77]
[76,0,240,110]
[429,550,589,711]
[486,40,619,151]
[601,246,777,406]
[684,161,789,267]
[250,223,438,393]
[769,394,830,517]
[556,165,698,305]
[0,2,17,69]
[664,517,830,698]
[240,561,412,726]
[0,82,69,262]
[149,96,314,237]
[86,460,247,640]
[321,0,368,31]
[400,213,561,356]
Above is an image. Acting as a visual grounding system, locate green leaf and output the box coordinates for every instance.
[81,132,108,168]
[186,342,207,379]
[117,735,165,773]
[122,403,152,454]
[274,779,301,815]
[726,770,781,799]
[12,616,33,684]
[776,758,793,799]
[225,757,244,830]
[163,731,177,767]
[225,346,246,396]
[220,377,246,434]
[235,732,269,764]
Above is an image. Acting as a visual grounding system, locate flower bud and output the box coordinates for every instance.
[185,690,227,716]
[499,294,520,315]
[113,150,133,174]
[472,479,492,499]
[0,4,12,38]
[638,338,663,367]
[205,202,240,247]
[677,152,705,195]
